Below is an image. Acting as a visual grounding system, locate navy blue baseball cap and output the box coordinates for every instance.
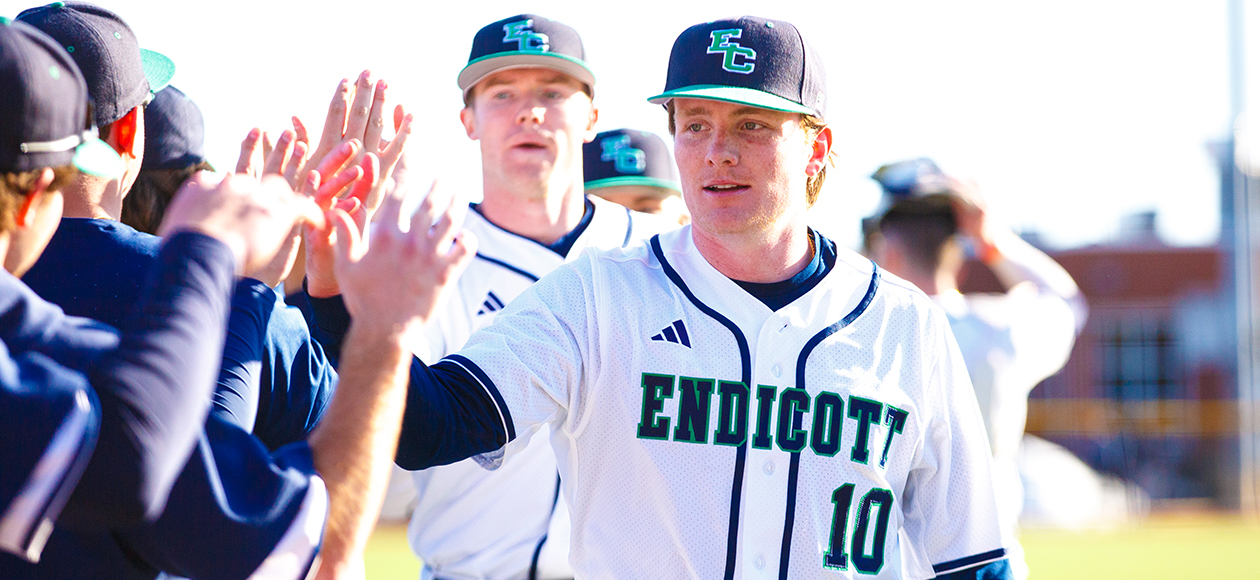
[458,14,594,100]
[141,86,205,170]
[0,18,121,178]
[648,16,826,119]
[583,129,680,194]
[17,2,175,126]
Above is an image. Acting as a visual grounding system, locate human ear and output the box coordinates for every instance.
[14,168,55,228]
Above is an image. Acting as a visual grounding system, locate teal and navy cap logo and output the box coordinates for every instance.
[648,16,827,119]
[583,129,680,194]
[0,19,121,177]
[458,14,595,99]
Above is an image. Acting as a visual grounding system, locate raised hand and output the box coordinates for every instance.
[294,71,414,218]
[157,172,324,278]
[303,143,377,299]
[329,173,476,335]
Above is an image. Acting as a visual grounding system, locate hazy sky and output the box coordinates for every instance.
[15,0,1241,250]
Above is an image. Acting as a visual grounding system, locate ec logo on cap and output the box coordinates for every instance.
[601,135,645,174]
[503,19,549,52]
[707,29,756,74]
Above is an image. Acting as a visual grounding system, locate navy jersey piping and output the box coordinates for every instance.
[779,262,881,579]
[933,548,1009,574]
[650,235,751,580]
[527,472,563,580]
[469,199,595,258]
[473,253,541,283]
[445,354,517,442]
[621,206,634,247]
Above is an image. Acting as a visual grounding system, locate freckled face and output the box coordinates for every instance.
[671,98,814,237]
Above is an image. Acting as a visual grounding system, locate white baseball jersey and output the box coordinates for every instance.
[407,196,676,580]
[448,226,1007,579]
[932,272,1083,580]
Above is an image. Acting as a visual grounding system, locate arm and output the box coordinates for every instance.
[305,175,474,579]
[900,311,1012,580]
[60,174,324,530]
[59,232,236,527]
[211,278,277,432]
[951,188,1087,331]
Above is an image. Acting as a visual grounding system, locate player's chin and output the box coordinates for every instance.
[689,209,766,236]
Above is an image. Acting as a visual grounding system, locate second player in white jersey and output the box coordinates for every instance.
[409,197,674,579]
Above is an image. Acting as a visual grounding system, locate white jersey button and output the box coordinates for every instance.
[763,461,775,475]
[771,364,781,377]
[754,555,766,570]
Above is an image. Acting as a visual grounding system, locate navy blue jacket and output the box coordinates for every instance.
[1,233,231,560]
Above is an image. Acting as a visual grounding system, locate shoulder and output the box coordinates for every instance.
[827,246,950,331]
[587,196,680,246]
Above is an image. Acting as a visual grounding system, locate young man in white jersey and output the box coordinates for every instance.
[309,15,1013,579]
[389,14,675,580]
[866,158,1087,580]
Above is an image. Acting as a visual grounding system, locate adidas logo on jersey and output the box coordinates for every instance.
[650,319,691,348]
[477,291,506,316]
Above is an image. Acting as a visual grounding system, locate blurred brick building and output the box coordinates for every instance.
[959,213,1239,506]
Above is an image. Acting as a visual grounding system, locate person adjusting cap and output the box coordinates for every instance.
[457,14,594,101]
[16,1,175,126]
[0,17,120,179]
[648,15,826,119]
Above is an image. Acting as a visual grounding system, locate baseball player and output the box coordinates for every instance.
[867,158,1087,580]
[389,14,675,580]
[0,17,325,564]
[584,128,689,224]
[303,15,1014,579]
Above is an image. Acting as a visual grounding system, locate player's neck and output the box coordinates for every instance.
[692,220,813,284]
[479,175,587,246]
[59,176,121,221]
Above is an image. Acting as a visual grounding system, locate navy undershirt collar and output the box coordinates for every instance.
[470,198,596,258]
[731,229,837,311]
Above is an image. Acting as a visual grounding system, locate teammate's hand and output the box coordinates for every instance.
[946,178,1003,259]
[329,173,476,338]
[235,128,311,189]
[157,172,325,277]
[303,144,377,298]
[293,70,413,219]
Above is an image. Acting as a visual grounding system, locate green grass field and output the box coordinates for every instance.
[365,514,1260,579]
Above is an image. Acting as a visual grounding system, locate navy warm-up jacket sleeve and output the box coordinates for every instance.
[217,280,337,451]
[212,278,276,432]
[116,414,327,580]
[59,232,236,529]
[304,292,507,470]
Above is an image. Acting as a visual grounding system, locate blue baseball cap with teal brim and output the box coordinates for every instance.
[0,17,121,179]
[458,14,595,102]
[17,2,175,126]
[583,129,680,195]
[648,16,827,119]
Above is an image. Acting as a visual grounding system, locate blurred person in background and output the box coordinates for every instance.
[583,128,688,225]
[865,157,1089,580]
[120,85,213,235]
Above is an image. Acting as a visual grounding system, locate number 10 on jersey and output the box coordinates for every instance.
[825,484,894,574]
